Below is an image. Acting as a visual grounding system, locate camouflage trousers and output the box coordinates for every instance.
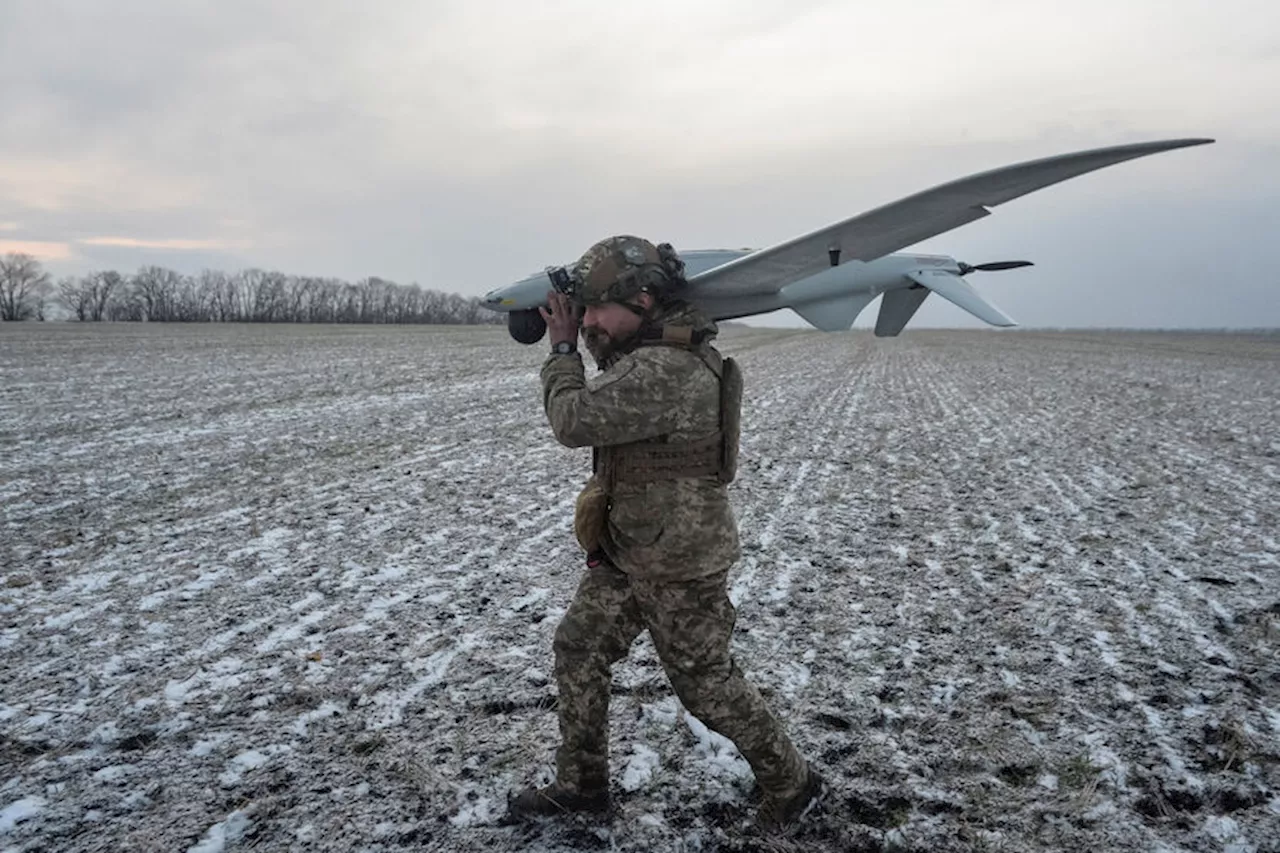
[552,561,808,800]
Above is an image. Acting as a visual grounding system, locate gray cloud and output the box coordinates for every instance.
[1,0,1276,327]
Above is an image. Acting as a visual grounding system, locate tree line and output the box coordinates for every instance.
[0,252,503,325]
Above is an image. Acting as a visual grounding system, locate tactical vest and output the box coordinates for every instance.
[593,325,742,489]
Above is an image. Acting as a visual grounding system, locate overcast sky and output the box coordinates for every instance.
[2,0,1277,328]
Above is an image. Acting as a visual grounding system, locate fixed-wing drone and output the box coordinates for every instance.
[483,138,1213,343]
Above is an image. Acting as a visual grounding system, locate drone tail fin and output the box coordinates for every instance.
[791,293,877,331]
[904,270,1017,328]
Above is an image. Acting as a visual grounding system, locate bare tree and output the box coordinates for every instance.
[248,270,287,322]
[171,274,202,321]
[197,270,231,321]
[33,277,53,320]
[419,288,443,323]
[0,253,51,321]
[58,275,93,321]
[131,266,185,321]
[92,271,123,320]
[19,257,501,325]
[106,286,145,321]
[59,270,124,321]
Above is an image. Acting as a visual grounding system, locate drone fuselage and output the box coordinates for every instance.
[483,249,962,330]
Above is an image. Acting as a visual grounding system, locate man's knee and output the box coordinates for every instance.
[553,613,591,660]
[665,659,740,722]
[553,609,632,667]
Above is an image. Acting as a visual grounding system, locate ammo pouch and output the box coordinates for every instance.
[717,355,742,484]
[574,475,610,553]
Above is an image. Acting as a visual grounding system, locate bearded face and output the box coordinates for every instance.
[580,298,651,368]
[583,325,638,368]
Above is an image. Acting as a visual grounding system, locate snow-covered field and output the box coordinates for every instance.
[2,323,1277,853]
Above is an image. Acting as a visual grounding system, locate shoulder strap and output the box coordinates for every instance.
[637,324,711,348]
[637,324,721,378]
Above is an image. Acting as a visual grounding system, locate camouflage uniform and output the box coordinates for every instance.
[538,243,811,806]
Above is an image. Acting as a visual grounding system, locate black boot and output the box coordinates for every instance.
[502,782,610,823]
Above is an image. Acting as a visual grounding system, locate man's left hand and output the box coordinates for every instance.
[539,291,580,347]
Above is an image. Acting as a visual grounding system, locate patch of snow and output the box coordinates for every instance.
[88,721,121,745]
[217,745,290,787]
[91,764,134,783]
[1082,799,1117,821]
[191,734,232,757]
[164,671,203,705]
[499,588,548,618]
[1092,630,1119,667]
[0,796,45,833]
[683,713,751,781]
[291,701,343,737]
[187,809,252,853]
[42,600,111,629]
[778,662,811,699]
[448,794,503,827]
[1201,815,1255,853]
[365,637,473,729]
[621,743,661,792]
[1079,731,1128,789]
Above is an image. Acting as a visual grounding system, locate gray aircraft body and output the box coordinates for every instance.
[482,138,1213,343]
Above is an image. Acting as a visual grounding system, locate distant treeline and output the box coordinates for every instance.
[0,251,503,325]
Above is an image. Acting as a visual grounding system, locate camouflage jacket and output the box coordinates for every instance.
[541,304,739,580]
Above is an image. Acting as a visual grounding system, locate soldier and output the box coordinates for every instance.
[505,235,822,829]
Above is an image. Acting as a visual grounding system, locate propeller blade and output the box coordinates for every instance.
[969,260,1034,272]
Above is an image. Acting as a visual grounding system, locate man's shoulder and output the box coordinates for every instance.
[584,346,696,395]
[632,340,718,369]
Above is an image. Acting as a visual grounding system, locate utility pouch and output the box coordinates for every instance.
[718,356,743,484]
[573,475,610,553]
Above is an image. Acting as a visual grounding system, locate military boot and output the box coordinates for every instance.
[502,782,610,823]
[756,765,825,831]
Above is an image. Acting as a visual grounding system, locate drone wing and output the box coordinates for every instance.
[687,138,1213,300]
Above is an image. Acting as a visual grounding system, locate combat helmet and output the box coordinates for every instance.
[567,235,686,308]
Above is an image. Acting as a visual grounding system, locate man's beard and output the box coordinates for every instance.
[583,326,632,369]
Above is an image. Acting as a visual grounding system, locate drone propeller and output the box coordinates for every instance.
[957,260,1034,275]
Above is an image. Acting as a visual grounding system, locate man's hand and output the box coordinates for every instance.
[539,291,580,348]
